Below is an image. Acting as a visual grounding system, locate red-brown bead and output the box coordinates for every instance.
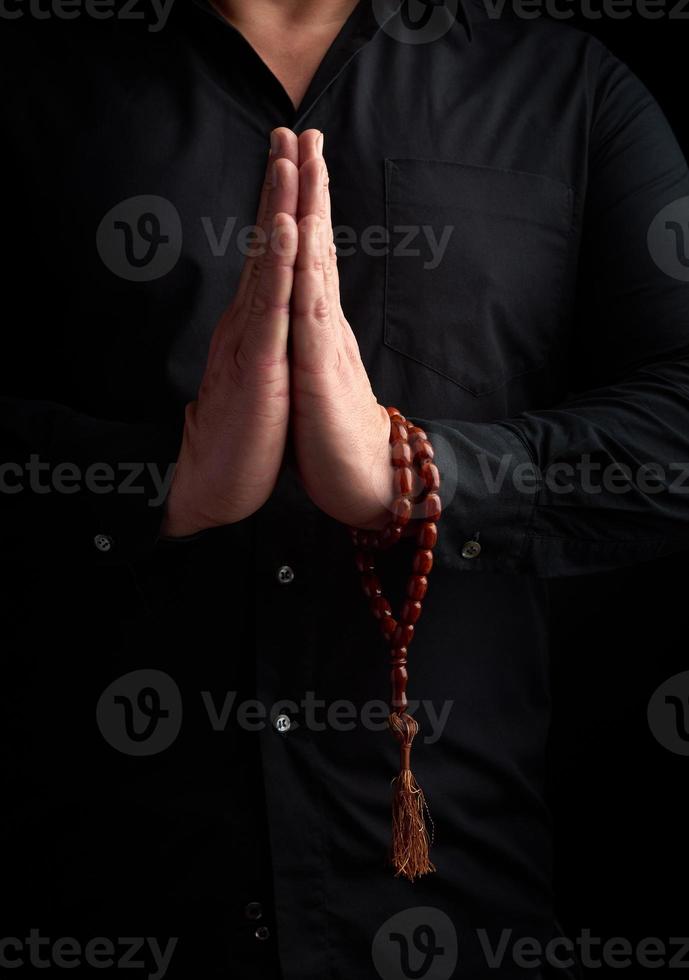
[392,623,415,648]
[400,599,422,625]
[416,521,438,549]
[391,661,409,711]
[391,442,412,467]
[355,550,376,574]
[407,425,427,441]
[413,549,434,574]
[370,596,392,620]
[362,573,382,598]
[421,493,442,521]
[391,496,412,526]
[359,531,380,551]
[380,524,404,549]
[412,439,434,465]
[389,420,408,444]
[393,466,413,496]
[380,615,397,638]
[391,691,408,712]
[407,575,428,600]
[418,461,440,492]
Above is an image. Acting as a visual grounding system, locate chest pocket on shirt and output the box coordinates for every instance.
[383,159,574,396]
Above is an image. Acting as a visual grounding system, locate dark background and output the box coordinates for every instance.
[539,6,689,972]
[10,1,684,971]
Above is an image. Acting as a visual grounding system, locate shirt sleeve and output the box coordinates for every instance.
[411,42,689,578]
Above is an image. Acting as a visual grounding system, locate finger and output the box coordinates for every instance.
[258,128,299,227]
[297,128,323,168]
[298,131,333,245]
[302,130,332,236]
[208,157,298,377]
[237,212,299,369]
[292,214,339,374]
[299,149,343,327]
[237,128,299,304]
[298,153,329,225]
[319,155,344,321]
[242,156,299,305]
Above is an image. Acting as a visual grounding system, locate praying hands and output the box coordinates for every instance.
[161,127,395,538]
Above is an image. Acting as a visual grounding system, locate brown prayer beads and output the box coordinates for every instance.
[348,407,441,688]
[347,406,441,879]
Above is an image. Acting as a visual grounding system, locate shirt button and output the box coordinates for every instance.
[254,926,270,941]
[244,902,263,921]
[276,565,295,585]
[93,533,113,553]
[275,714,291,734]
[461,539,481,559]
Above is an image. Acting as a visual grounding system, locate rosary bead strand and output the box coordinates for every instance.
[347,406,442,881]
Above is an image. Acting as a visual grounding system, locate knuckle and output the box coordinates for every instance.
[313,295,331,323]
[299,214,318,234]
[232,341,252,375]
[248,293,269,321]
[247,290,290,326]
[232,341,288,386]
[344,340,361,364]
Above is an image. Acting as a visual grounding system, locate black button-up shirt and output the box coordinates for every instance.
[2,1,689,978]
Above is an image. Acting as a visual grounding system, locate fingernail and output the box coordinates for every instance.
[317,131,324,154]
[270,130,280,156]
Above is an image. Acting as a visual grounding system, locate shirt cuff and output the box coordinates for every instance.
[408,417,538,573]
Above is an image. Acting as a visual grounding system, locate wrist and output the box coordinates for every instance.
[159,470,217,539]
[159,506,210,539]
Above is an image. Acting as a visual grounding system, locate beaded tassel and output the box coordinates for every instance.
[348,407,441,881]
[389,712,435,880]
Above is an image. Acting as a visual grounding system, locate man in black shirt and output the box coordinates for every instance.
[1,1,688,977]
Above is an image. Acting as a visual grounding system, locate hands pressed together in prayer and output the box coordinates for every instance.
[162,127,396,538]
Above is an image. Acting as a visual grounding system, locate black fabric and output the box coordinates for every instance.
[1,0,688,976]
